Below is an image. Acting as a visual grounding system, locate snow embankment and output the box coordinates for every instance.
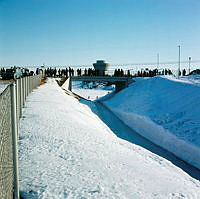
[0,82,10,94]
[19,78,200,198]
[104,75,200,170]
[61,78,71,91]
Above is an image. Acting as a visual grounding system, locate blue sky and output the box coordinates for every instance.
[0,0,200,66]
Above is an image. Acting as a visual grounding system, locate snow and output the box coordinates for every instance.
[72,81,115,101]
[19,78,200,198]
[104,75,200,170]
[0,82,10,94]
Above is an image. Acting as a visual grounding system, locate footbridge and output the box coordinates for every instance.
[66,76,134,92]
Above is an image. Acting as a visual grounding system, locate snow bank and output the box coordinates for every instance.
[104,75,200,169]
[61,78,71,91]
[0,82,9,94]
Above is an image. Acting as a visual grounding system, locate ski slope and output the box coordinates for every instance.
[19,78,200,198]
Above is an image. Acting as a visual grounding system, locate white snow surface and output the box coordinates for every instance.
[0,82,9,94]
[19,78,200,198]
[72,81,115,101]
[104,75,200,170]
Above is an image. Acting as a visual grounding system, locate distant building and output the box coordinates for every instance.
[93,60,108,76]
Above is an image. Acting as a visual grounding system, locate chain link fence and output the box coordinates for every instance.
[0,74,43,199]
[0,86,13,199]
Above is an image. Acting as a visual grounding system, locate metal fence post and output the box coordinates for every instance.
[16,79,20,121]
[27,76,29,96]
[24,77,26,104]
[15,80,19,136]
[31,76,33,91]
[26,77,28,99]
[28,76,30,95]
[22,78,24,107]
[28,76,31,93]
[20,78,23,117]
[25,77,28,99]
[18,79,21,118]
[23,78,25,107]
[10,83,20,199]
[24,77,26,100]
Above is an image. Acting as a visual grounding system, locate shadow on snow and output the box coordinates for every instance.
[80,99,200,181]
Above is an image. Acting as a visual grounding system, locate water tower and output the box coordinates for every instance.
[93,60,108,76]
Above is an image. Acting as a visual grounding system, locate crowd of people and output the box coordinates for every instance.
[43,67,129,78]
[132,68,188,77]
[133,68,172,77]
[43,67,75,77]
[43,67,103,77]
[113,69,131,77]
[1,66,190,79]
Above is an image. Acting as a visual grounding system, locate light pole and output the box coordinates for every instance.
[157,53,159,69]
[189,57,191,75]
[178,45,181,79]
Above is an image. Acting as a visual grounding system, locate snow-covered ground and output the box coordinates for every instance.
[104,75,200,170]
[72,81,115,100]
[19,78,200,198]
[0,82,10,94]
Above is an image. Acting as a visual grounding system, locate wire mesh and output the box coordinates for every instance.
[0,86,14,199]
[0,74,43,199]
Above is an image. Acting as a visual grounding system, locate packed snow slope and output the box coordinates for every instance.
[0,82,10,94]
[104,75,200,170]
[19,78,200,198]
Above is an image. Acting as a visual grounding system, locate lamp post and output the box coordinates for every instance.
[189,57,191,75]
[178,45,181,79]
[157,53,159,69]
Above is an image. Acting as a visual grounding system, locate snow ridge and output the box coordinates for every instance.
[104,75,200,170]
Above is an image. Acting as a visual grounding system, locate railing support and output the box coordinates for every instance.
[10,83,20,199]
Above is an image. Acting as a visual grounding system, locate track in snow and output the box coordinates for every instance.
[82,100,200,181]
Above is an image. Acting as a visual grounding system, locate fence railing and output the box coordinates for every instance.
[0,74,43,199]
